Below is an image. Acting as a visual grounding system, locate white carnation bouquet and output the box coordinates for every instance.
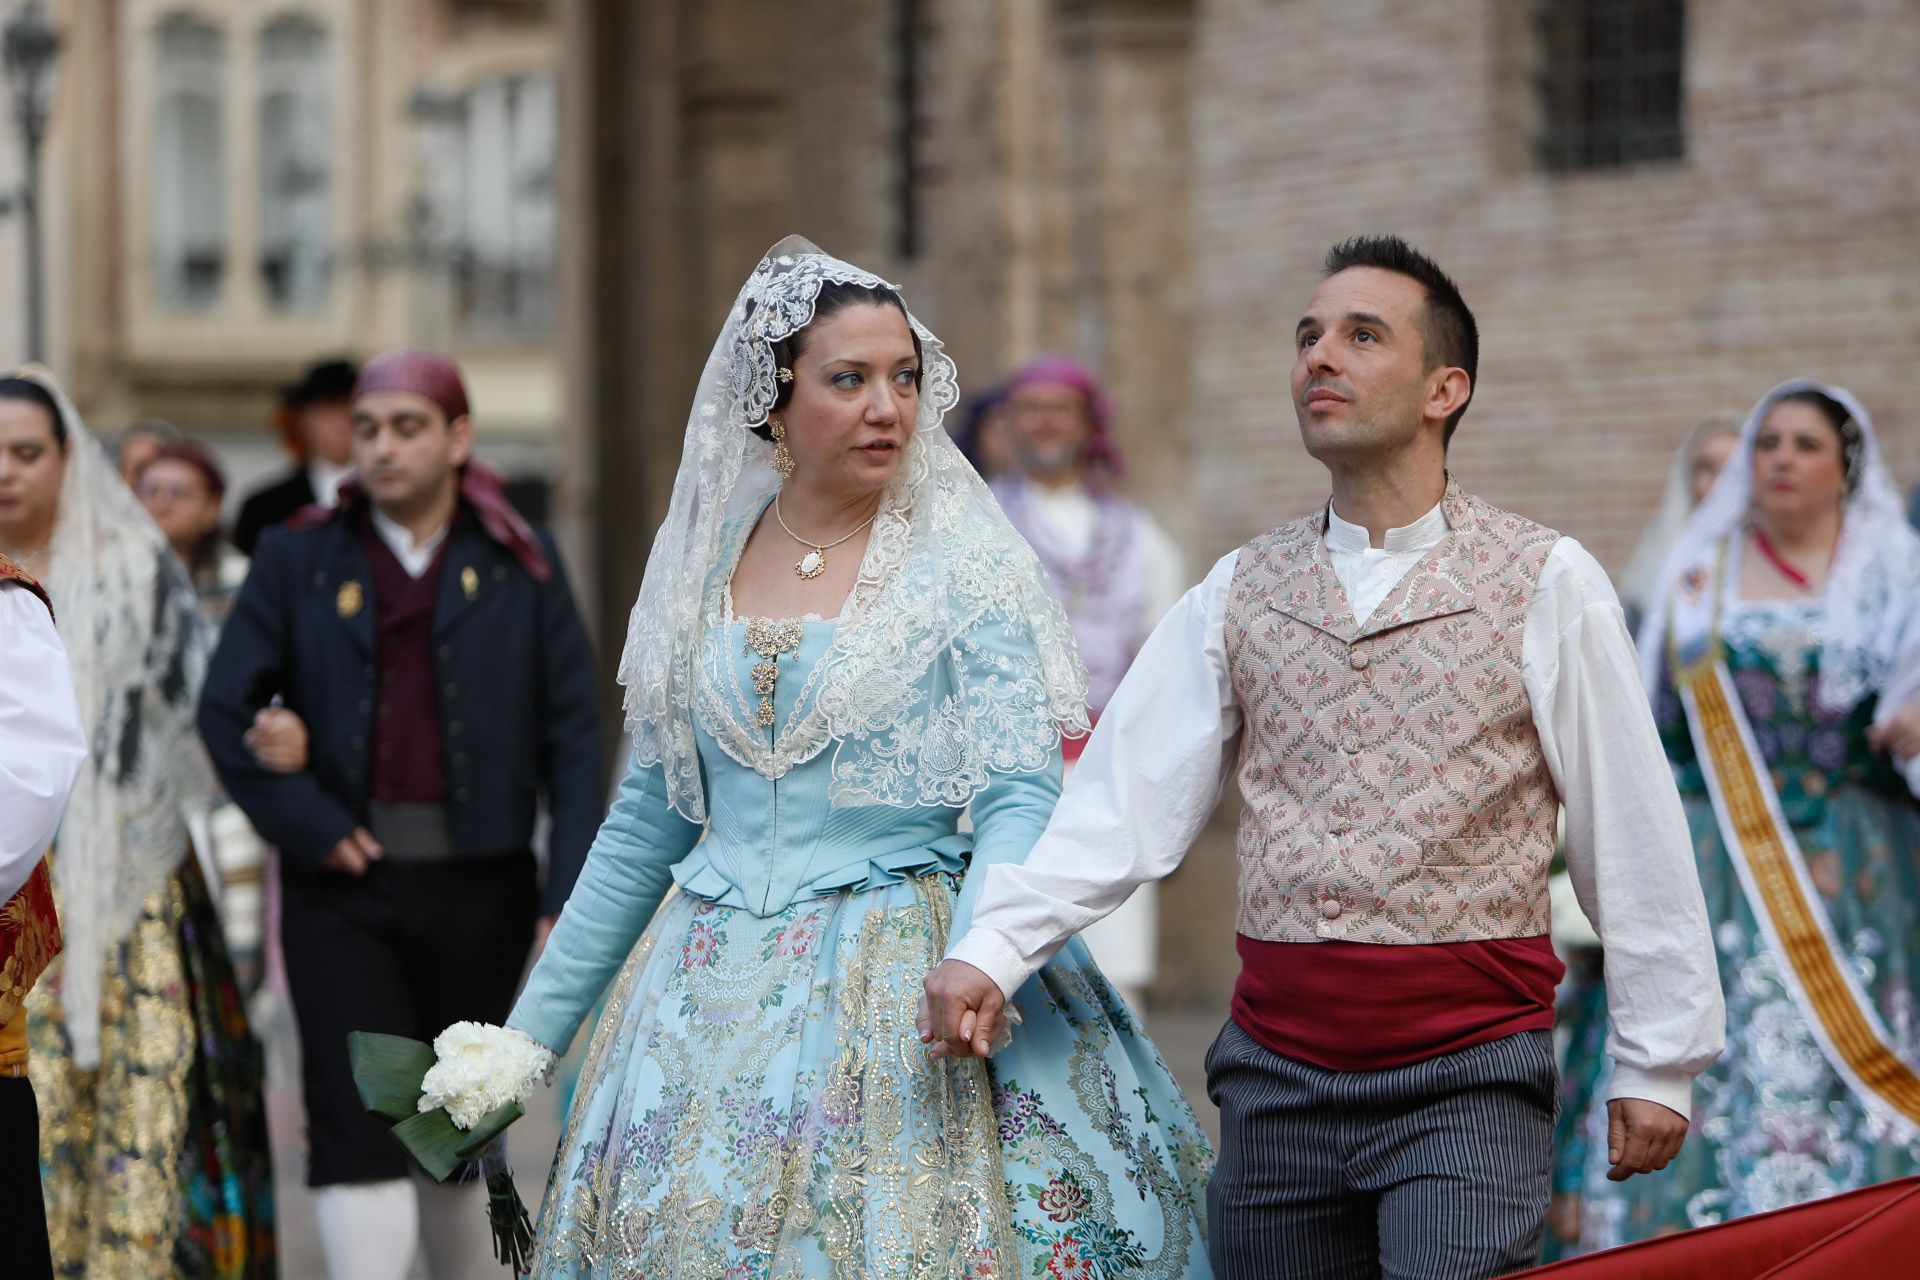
[349,1022,557,1272]
[418,1022,556,1130]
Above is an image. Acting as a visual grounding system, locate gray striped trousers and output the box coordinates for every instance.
[1205,1019,1557,1280]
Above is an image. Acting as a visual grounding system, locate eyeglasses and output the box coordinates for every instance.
[1008,397,1085,419]
[137,480,208,503]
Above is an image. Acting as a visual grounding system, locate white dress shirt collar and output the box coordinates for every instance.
[1324,497,1450,556]
[371,508,449,580]
[308,459,352,508]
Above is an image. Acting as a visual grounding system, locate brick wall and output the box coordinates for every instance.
[1190,0,1920,568]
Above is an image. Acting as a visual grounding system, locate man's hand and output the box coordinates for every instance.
[323,827,384,876]
[245,706,311,773]
[532,914,557,959]
[1606,1097,1688,1181]
[1867,699,1920,760]
[919,959,1005,1059]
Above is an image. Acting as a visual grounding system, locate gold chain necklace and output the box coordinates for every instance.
[774,495,877,580]
[743,617,805,727]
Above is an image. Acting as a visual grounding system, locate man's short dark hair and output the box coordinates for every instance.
[1323,235,1478,443]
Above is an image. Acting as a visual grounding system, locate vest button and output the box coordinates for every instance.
[1349,651,1370,671]
[1319,898,1343,920]
[1343,735,1362,755]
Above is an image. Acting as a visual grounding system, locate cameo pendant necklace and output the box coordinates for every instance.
[774,494,877,580]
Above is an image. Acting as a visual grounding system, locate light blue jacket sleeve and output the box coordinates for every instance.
[506,756,704,1055]
[948,615,1067,941]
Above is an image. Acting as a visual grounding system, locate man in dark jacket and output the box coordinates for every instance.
[199,350,603,1280]
[232,358,358,556]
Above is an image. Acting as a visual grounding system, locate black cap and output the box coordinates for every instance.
[278,358,359,408]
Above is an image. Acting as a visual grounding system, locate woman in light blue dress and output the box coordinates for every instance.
[495,240,1211,1278]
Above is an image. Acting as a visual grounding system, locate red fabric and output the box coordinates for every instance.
[1230,932,1564,1071]
[364,520,451,803]
[1061,713,1097,764]
[355,349,470,423]
[0,859,62,1027]
[289,461,551,582]
[0,551,50,615]
[1511,1177,1920,1278]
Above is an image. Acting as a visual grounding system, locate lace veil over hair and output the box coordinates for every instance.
[1637,378,1920,715]
[616,237,1089,821]
[16,367,215,1070]
[1616,412,1742,622]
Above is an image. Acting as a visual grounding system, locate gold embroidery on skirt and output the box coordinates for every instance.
[534,877,1016,1278]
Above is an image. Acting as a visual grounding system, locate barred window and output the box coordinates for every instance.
[258,16,332,311]
[1535,0,1684,171]
[153,14,227,308]
[452,74,555,335]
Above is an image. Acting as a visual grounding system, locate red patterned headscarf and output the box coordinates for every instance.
[1005,354,1125,484]
[296,351,551,580]
[355,350,471,424]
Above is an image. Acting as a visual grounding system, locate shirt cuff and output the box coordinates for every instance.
[1605,1062,1695,1119]
[945,928,1033,1002]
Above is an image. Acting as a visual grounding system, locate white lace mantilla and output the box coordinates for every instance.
[21,367,216,1070]
[618,237,1089,820]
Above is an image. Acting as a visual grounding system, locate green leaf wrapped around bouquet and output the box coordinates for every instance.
[348,1031,525,1180]
[347,1030,537,1271]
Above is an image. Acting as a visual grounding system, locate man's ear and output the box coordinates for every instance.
[448,413,475,467]
[1427,367,1471,429]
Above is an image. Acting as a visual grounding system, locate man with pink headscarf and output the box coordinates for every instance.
[993,355,1184,1008]
[198,350,604,1280]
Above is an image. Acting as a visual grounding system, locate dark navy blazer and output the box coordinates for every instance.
[197,508,604,915]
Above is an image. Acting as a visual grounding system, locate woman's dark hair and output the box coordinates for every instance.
[752,281,924,441]
[0,376,69,450]
[1773,389,1864,492]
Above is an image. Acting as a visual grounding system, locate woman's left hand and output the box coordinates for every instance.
[919,959,1010,1059]
[1867,699,1920,760]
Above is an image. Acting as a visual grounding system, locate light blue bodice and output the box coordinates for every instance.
[509,619,1063,1055]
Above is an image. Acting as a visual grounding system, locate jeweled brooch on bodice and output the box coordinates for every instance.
[744,617,806,728]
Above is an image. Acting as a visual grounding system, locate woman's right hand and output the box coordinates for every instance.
[246,705,310,773]
[1867,699,1920,761]
[1547,1192,1582,1244]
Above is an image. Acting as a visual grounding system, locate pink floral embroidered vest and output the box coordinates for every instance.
[1223,481,1561,945]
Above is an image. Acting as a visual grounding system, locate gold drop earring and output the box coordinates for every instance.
[769,417,796,479]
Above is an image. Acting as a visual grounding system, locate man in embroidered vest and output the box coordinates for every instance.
[926,236,1727,1278]
[198,352,604,1280]
[0,552,88,1280]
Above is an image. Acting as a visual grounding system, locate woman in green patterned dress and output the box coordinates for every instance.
[1555,380,1920,1253]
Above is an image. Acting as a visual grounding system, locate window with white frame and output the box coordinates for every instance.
[452,74,554,335]
[258,15,331,310]
[153,14,227,308]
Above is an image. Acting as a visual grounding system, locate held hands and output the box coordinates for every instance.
[918,959,1008,1060]
[245,706,310,773]
[1605,1097,1689,1182]
[1866,699,1920,760]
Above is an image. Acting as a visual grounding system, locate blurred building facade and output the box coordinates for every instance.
[558,0,1920,1007]
[34,0,562,498]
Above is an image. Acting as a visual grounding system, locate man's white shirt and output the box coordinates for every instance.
[0,581,89,901]
[949,497,1727,1117]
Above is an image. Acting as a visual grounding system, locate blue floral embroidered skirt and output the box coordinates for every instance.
[527,873,1213,1278]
